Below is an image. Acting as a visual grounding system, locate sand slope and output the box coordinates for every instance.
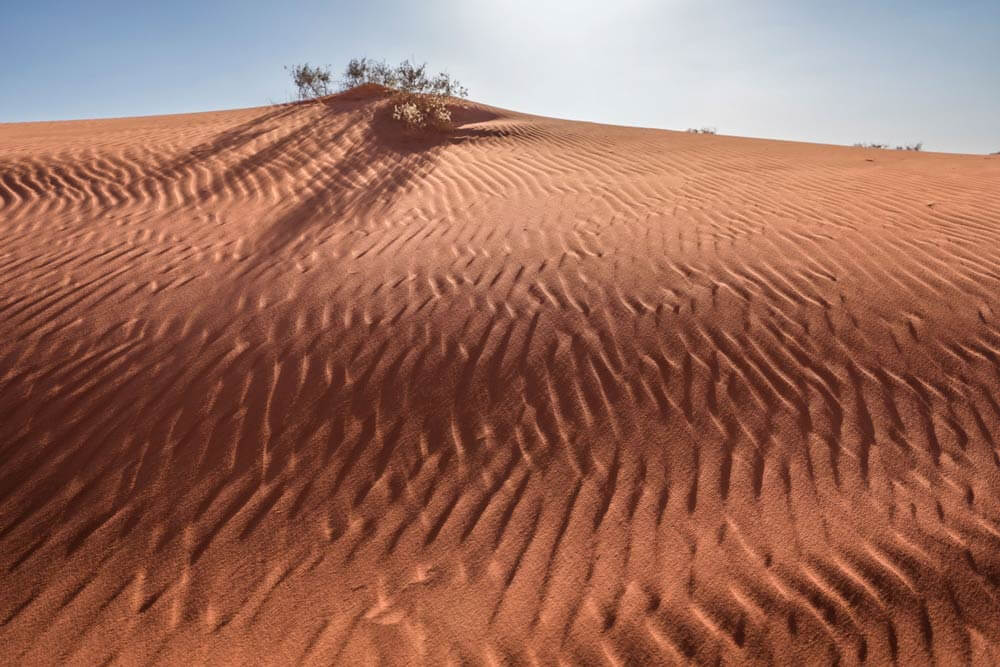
[2,89,1000,665]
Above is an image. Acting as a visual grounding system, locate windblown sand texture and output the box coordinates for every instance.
[3,87,1000,665]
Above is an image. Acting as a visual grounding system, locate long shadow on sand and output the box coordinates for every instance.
[225,92,503,276]
[0,92,506,540]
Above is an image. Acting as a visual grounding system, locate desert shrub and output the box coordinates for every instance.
[344,58,398,90]
[853,141,922,151]
[344,58,468,133]
[391,92,453,132]
[687,127,717,135]
[286,63,333,100]
[288,57,468,133]
[342,58,467,98]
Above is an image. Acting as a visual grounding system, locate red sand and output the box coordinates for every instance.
[2,90,1000,664]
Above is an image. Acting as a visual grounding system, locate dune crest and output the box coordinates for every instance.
[2,95,1000,665]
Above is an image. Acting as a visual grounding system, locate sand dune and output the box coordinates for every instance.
[2,87,1000,665]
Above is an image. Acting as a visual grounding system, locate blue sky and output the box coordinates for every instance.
[2,0,998,153]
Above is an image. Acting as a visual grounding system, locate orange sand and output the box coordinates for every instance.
[2,88,1000,664]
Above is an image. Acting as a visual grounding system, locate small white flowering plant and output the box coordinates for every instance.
[392,93,453,132]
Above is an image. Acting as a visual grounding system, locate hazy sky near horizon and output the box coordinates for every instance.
[2,1,998,153]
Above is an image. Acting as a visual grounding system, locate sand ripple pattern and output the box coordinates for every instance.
[3,93,1000,665]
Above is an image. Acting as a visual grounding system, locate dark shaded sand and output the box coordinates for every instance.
[2,88,1000,664]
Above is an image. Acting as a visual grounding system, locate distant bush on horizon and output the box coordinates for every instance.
[285,58,468,133]
[686,127,717,135]
[854,141,922,151]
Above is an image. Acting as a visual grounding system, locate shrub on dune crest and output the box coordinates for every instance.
[344,58,468,133]
[286,63,333,100]
[343,58,468,98]
[686,127,717,135]
[287,57,468,134]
